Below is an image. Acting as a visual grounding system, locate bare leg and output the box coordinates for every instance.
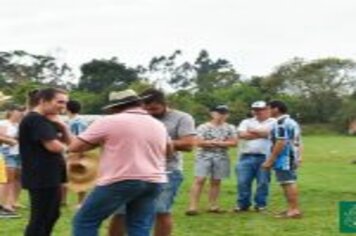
[14,169,22,208]
[3,167,16,211]
[208,178,221,210]
[281,183,300,215]
[154,213,172,236]
[187,177,206,211]
[108,214,126,236]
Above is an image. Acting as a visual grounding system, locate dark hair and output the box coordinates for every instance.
[27,89,40,109]
[139,88,166,105]
[66,100,82,114]
[268,100,288,114]
[36,88,67,102]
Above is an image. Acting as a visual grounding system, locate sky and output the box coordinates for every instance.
[1,0,355,77]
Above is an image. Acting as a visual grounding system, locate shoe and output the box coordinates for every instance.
[0,208,21,219]
[185,209,199,216]
[207,207,226,214]
[254,206,266,212]
[232,207,249,213]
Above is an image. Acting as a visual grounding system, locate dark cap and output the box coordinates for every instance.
[210,105,229,114]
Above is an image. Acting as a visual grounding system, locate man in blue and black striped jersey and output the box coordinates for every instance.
[262,100,302,219]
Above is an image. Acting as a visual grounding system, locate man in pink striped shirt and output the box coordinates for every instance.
[68,89,170,236]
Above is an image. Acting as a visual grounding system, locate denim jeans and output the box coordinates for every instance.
[236,154,271,209]
[73,180,162,236]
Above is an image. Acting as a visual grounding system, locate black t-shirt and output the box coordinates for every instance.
[19,112,67,189]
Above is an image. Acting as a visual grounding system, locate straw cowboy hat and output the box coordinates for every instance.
[102,89,150,110]
[67,151,99,193]
[0,92,12,103]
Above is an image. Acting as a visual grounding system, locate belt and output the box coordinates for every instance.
[241,153,266,157]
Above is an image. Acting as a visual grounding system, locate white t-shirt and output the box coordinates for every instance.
[237,117,276,156]
[0,120,19,155]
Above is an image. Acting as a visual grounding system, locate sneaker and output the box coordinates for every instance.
[232,207,249,213]
[254,206,267,212]
[0,208,21,219]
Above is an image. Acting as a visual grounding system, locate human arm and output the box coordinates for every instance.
[261,139,286,170]
[68,118,105,153]
[173,113,196,152]
[0,125,18,146]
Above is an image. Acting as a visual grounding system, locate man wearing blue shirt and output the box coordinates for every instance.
[262,100,302,219]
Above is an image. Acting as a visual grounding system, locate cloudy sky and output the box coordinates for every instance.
[0,0,355,77]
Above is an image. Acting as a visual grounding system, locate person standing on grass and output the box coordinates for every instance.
[64,100,88,209]
[234,101,276,212]
[186,105,237,215]
[108,88,196,236]
[262,100,302,218]
[69,89,170,236]
[19,88,70,236]
[0,105,25,218]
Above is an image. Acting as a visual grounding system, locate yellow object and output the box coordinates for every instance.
[0,154,7,183]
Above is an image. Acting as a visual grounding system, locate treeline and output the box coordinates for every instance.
[1,49,356,131]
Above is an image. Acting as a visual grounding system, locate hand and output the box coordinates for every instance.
[204,140,218,148]
[262,159,274,170]
[46,115,67,130]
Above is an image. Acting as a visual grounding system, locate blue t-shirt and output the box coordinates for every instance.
[68,116,88,135]
[271,115,301,170]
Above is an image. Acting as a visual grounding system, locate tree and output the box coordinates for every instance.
[78,57,140,93]
[262,57,356,122]
[0,50,74,89]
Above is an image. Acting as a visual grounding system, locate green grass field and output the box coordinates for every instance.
[1,135,356,236]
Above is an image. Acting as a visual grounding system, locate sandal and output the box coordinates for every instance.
[275,211,303,219]
[207,207,226,214]
[185,209,199,216]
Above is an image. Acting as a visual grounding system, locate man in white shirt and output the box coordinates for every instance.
[234,101,276,212]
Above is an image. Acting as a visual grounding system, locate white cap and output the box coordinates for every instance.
[251,101,267,109]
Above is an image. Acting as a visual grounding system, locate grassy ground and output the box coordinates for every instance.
[1,135,356,236]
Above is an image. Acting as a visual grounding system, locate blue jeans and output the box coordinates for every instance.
[236,154,271,209]
[73,180,162,236]
[155,170,183,213]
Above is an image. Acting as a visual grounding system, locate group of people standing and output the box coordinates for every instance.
[0,86,302,236]
[185,100,302,220]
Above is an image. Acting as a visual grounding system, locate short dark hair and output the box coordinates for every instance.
[268,100,288,114]
[66,100,82,114]
[139,88,166,105]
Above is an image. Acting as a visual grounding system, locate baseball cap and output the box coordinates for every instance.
[251,101,267,109]
[210,105,229,114]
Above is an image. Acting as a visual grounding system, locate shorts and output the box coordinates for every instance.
[275,169,297,185]
[115,170,183,215]
[4,155,21,169]
[195,156,230,179]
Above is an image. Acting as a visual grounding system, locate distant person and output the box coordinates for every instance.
[262,100,302,218]
[19,88,70,236]
[109,88,196,236]
[234,101,276,212]
[65,100,89,208]
[186,105,237,215]
[0,105,24,218]
[66,100,88,136]
[68,89,169,236]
